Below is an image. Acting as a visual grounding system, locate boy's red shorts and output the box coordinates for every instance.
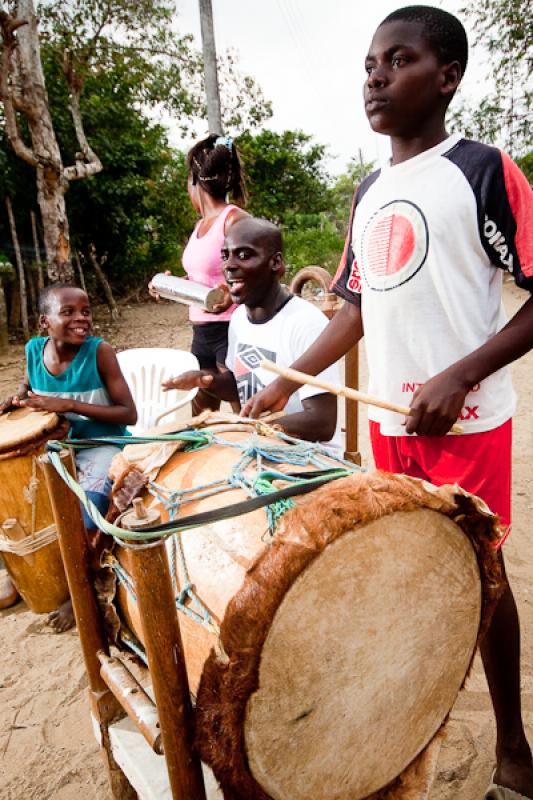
[369,419,512,539]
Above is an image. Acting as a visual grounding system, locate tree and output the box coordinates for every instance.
[217,50,272,134]
[0,0,103,281]
[234,129,374,277]
[516,151,533,183]
[0,0,272,284]
[328,153,375,234]
[451,0,532,157]
[236,130,331,225]
[0,121,40,329]
[282,155,376,277]
[63,67,196,292]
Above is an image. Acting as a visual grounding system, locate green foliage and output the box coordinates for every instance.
[234,132,375,279]
[327,155,375,234]
[236,130,331,224]
[0,253,15,280]
[1,2,369,297]
[283,223,345,278]
[0,0,272,297]
[0,125,39,269]
[36,0,272,135]
[38,0,201,118]
[516,151,533,183]
[451,0,532,156]
[62,66,196,288]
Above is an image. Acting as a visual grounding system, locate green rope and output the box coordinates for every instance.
[47,432,357,543]
[47,430,214,451]
[48,429,358,641]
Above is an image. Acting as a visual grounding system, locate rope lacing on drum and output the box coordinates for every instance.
[104,545,219,635]
[46,431,354,542]
[46,430,357,664]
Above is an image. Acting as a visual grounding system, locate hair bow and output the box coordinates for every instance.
[215,136,233,151]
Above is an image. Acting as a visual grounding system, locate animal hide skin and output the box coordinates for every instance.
[194,471,504,800]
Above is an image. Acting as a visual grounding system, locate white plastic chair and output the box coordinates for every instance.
[117,348,199,434]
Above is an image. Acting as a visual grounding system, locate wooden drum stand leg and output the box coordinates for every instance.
[321,291,361,466]
[125,538,207,800]
[289,267,362,464]
[39,451,136,799]
[344,344,361,465]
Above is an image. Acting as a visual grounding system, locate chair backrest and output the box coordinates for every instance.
[117,348,199,434]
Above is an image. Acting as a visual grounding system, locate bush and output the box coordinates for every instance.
[283,223,344,280]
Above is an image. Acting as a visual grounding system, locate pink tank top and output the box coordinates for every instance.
[182,204,238,323]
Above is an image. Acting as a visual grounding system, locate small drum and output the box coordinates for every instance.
[112,428,502,800]
[0,407,69,612]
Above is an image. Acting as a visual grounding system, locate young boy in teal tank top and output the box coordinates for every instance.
[9,284,137,631]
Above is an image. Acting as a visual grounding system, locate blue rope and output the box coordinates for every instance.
[49,428,359,636]
[119,629,148,666]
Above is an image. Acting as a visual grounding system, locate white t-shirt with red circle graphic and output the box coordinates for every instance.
[333,134,533,436]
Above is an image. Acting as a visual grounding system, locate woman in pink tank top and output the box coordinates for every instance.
[157,134,248,414]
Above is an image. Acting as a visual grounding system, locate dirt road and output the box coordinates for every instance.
[0,284,531,799]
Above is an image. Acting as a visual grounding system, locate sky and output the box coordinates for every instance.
[168,0,488,175]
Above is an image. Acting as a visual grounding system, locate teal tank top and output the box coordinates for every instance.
[26,336,129,439]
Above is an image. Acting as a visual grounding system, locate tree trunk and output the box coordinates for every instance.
[5,195,30,340]
[0,2,102,285]
[30,209,44,291]
[74,249,87,293]
[35,165,72,283]
[0,279,9,355]
[9,282,21,329]
[88,245,119,320]
[25,260,37,318]
[14,1,73,283]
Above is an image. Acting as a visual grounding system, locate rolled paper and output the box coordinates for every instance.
[151,274,225,312]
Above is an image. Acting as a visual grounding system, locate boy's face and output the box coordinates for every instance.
[222,226,283,309]
[364,21,455,138]
[40,287,92,344]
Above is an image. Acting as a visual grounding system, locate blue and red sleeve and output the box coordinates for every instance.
[445,141,533,292]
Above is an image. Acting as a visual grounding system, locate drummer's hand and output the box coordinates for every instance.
[15,392,73,414]
[0,395,15,414]
[241,379,291,419]
[209,283,232,314]
[148,270,172,301]
[406,369,468,436]
[162,370,214,392]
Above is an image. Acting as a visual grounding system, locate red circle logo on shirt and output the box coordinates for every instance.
[359,200,428,291]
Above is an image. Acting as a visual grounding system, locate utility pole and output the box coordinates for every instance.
[198,0,223,134]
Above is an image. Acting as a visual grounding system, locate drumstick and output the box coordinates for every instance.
[260,359,464,435]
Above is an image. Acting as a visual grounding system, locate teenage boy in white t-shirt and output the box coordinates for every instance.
[162,216,342,456]
[241,6,533,796]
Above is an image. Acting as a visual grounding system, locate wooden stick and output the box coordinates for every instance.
[125,537,207,800]
[98,652,163,754]
[260,359,464,435]
[39,451,136,799]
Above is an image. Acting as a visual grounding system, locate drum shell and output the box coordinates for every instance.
[117,431,274,693]
[113,430,498,800]
[0,414,69,613]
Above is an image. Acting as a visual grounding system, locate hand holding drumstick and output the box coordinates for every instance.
[260,359,464,435]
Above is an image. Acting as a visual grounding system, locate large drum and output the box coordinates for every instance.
[0,407,69,612]
[112,428,502,800]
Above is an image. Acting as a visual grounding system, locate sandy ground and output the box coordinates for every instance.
[0,283,531,799]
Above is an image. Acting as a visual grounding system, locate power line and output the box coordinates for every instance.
[275,0,326,108]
